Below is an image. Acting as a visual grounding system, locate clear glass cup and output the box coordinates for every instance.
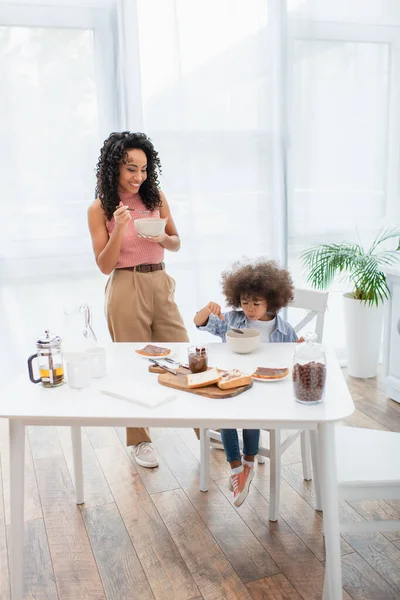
[292,333,327,404]
[188,345,208,373]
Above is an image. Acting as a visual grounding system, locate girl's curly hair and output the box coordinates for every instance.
[221,259,294,314]
[95,131,162,220]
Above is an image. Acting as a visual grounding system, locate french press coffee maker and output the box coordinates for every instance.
[27,329,64,387]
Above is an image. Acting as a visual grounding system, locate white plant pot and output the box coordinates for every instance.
[343,293,384,378]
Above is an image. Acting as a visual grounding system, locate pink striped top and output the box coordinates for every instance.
[106,191,165,268]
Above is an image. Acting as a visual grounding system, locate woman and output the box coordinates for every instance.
[88,131,189,468]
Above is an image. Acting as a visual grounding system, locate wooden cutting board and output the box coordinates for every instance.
[149,365,253,398]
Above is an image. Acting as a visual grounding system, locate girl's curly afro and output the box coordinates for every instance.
[222,259,294,314]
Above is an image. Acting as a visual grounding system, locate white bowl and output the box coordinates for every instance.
[134,218,166,237]
[226,329,260,354]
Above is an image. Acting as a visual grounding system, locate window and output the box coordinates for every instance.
[0,4,117,279]
[287,22,400,355]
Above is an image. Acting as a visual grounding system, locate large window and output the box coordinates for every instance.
[287,21,400,356]
[0,4,117,279]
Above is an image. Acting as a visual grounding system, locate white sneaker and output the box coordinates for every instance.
[132,442,159,468]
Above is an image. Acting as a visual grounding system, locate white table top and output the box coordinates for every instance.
[0,343,354,427]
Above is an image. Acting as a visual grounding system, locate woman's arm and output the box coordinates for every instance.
[143,191,181,251]
[87,199,131,275]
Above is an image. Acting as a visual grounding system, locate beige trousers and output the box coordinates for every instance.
[105,267,189,446]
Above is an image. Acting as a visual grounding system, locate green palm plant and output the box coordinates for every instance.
[301,228,400,306]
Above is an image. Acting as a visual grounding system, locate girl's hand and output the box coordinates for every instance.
[207,302,224,320]
[113,202,131,230]
[296,336,305,343]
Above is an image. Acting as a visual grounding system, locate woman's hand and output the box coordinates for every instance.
[138,217,169,245]
[138,232,167,244]
[113,202,131,231]
[296,336,305,343]
[207,302,224,320]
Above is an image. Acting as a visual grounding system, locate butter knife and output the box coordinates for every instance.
[148,359,178,375]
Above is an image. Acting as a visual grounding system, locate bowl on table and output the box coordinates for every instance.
[226,329,260,354]
[134,218,166,237]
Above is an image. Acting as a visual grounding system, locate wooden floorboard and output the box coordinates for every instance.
[81,503,155,600]
[34,456,106,600]
[0,370,399,599]
[152,488,253,599]
[56,426,113,509]
[215,479,327,599]
[19,518,58,600]
[342,552,400,600]
[95,444,200,600]
[252,463,353,560]
[183,479,280,583]
[246,573,302,599]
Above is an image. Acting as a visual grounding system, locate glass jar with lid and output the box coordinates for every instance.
[292,333,326,404]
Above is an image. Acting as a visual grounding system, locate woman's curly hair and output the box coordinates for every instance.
[95,131,162,220]
[221,259,294,314]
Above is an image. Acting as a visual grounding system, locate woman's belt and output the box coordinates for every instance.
[117,263,164,273]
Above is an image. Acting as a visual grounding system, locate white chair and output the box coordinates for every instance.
[199,288,329,521]
[335,426,400,532]
[322,425,400,598]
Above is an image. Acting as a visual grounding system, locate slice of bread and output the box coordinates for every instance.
[186,368,221,389]
[136,344,171,357]
[252,367,289,380]
[217,369,252,390]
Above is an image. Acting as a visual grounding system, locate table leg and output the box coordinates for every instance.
[71,426,84,505]
[200,428,210,492]
[269,429,281,522]
[318,422,341,600]
[310,429,323,511]
[9,420,25,600]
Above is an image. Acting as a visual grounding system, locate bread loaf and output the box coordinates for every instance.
[186,368,221,389]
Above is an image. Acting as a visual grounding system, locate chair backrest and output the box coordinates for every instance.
[289,288,329,342]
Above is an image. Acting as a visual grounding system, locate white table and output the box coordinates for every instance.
[0,342,354,600]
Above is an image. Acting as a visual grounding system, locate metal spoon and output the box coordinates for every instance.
[127,207,150,214]
[228,326,244,334]
[216,314,244,334]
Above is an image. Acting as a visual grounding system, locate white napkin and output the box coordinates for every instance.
[101,379,177,408]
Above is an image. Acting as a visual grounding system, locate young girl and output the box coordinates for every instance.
[88,132,189,468]
[194,259,298,506]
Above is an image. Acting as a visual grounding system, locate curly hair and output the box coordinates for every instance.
[221,259,294,314]
[95,131,162,220]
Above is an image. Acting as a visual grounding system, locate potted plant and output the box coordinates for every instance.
[301,228,400,378]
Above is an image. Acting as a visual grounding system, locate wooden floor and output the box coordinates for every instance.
[1,368,400,600]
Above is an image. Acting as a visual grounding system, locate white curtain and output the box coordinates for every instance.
[286,0,400,359]
[0,1,117,280]
[0,1,117,379]
[118,0,287,340]
[2,0,400,375]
